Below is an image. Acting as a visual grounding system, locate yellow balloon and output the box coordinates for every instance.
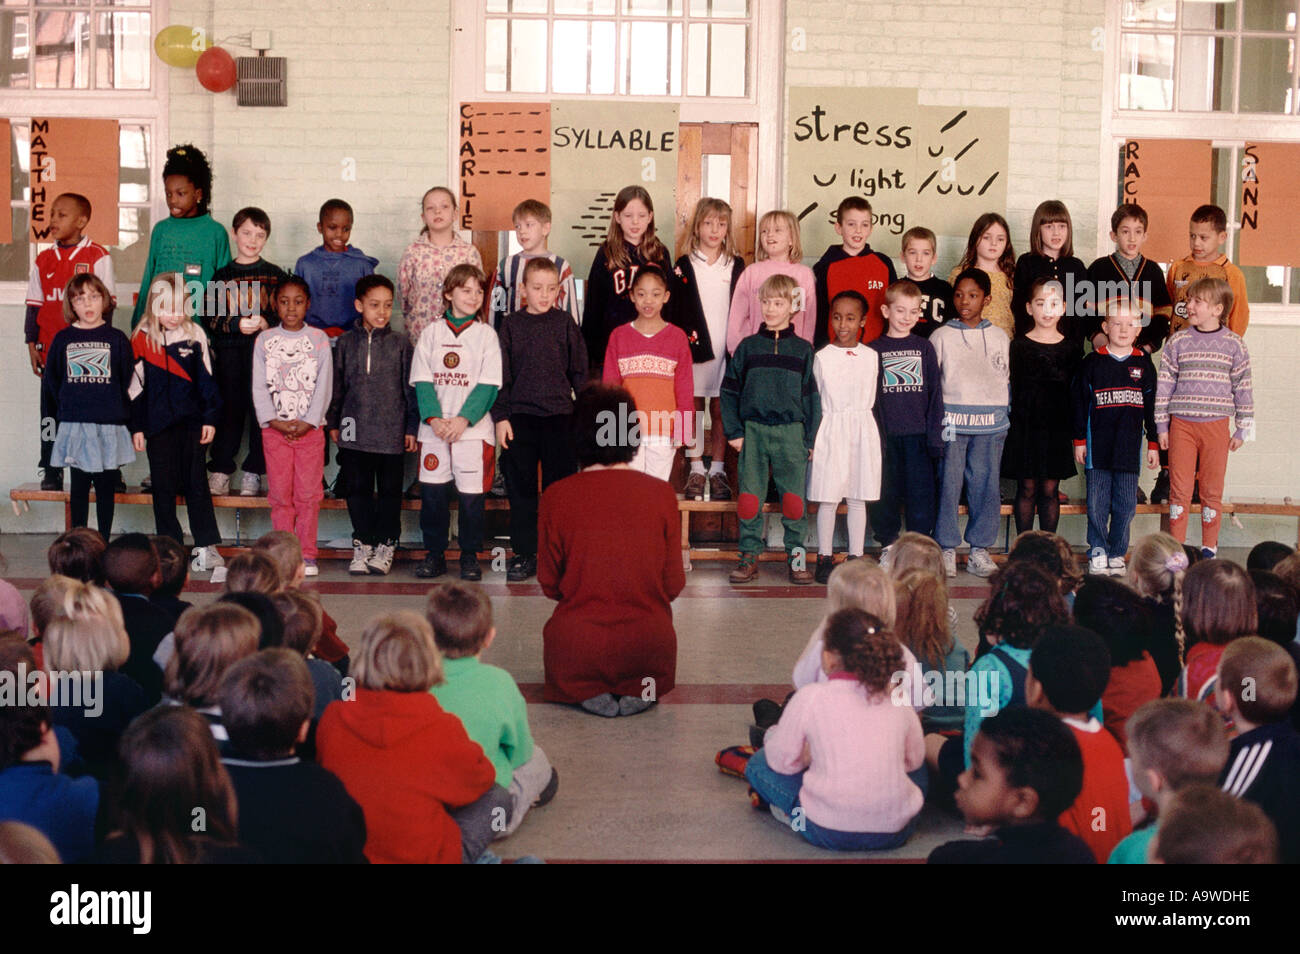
[154,25,209,69]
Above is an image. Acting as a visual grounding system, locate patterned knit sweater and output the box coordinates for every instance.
[1154,325,1253,441]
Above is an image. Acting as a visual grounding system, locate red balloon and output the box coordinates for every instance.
[195,47,236,93]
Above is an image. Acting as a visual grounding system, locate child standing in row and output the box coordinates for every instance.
[1073,302,1159,575]
[326,275,418,577]
[812,197,896,347]
[727,210,817,353]
[493,258,587,582]
[1084,203,1171,354]
[1002,277,1081,536]
[298,199,378,338]
[1166,204,1249,338]
[947,213,1015,339]
[899,227,952,337]
[128,274,224,580]
[602,266,694,482]
[808,291,881,583]
[722,273,820,586]
[869,281,945,564]
[1011,200,1089,341]
[582,186,673,374]
[932,268,1010,578]
[206,207,288,497]
[131,144,230,329]
[1155,277,1253,558]
[489,199,579,329]
[25,192,116,491]
[43,275,135,538]
[675,198,744,502]
[399,187,483,345]
[253,278,334,576]
[410,265,500,582]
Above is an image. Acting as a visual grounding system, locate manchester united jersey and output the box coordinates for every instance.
[409,317,503,444]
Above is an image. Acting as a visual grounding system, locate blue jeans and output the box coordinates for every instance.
[936,431,1008,550]
[743,749,918,851]
[870,433,940,546]
[1086,468,1139,560]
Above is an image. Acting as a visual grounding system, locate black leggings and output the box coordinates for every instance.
[69,468,117,538]
[1014,477,1060,534]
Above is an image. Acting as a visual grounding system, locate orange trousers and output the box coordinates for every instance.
[1167,416,1229,551]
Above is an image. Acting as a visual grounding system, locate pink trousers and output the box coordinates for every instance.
[262,425,325,559]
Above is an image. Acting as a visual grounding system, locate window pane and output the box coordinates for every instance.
[96,11,149,90]
[702,153,731,200]
[0,11,29,87]
[1119,32,1173,109]
[557,0,616,11]
[34,10,89,89]
[1241,265,1283,304]
[1182,0,1236,31]
[1209,147,1233,212]
[0,208,29,283]
[111,206,149,283]
[120,123,149,204]
[686,21,706,95]
[100,0,153,7]
[1238,37,1293,112]
[509,18,547,92]
[553,19,587,93]
[590,19,614,93]
[1120,0,1174,26]
[486,0,508,10]
[1242,0,1295,31]
[1290,266,1300,304]
[485,18,507,91]
[1177,34,1233,110]
[625,20,670,94]
[624,0,682,14]
[690,0,748,17]
[510,0,547,12]
[669,21,680,96]
[11,121,27,201]
[709,22,745,96]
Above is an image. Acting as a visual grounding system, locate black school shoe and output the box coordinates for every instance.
[414,554,447,579]
[1150,469,1170,504]
[459,554,482,581]
[39,468,63,491]
[814,555,835,585]
[507,554,537,582]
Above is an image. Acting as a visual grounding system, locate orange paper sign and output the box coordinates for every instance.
[458,102,551,231]
[1238,142,1300,268]
[1120,139,1212,264]
[0,119,10,244]
[29,118,119,246]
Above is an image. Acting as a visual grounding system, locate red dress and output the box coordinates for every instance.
[538,468,685,704]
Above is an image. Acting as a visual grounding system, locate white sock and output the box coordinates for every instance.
[846,499,867,557]
[816,504,837,556]
[708,461,725,475]
[689,459,706,475]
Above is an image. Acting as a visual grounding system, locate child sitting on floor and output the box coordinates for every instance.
[1151,785,1276,864]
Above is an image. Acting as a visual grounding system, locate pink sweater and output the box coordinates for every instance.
[726,260,817,355]
[764,674,925,834]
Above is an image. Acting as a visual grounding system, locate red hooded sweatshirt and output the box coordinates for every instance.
[317,688,495,864]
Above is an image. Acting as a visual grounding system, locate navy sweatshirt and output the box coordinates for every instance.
[869,332,946,454]
[128,328,222,437]
[913,275,953,338]
[42,323,134,426]
[1220,720,1300,864]
[1071,346,1157,473]
[581,244,673,371]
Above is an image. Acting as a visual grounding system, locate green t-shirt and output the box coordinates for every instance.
[431,655,534,788]
[132,213,232,326]
[1108,821,1157,864]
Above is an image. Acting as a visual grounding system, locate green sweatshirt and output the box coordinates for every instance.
[430,655,534,788]
[720,325,821,450]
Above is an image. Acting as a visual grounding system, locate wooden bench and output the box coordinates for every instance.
[11,484,1300,567]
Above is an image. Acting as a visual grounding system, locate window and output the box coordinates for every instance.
[483,0,752,99]
[1118,0,1299,113]
[0,0,152,91]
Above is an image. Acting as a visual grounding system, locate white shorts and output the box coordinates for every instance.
[631,436,677,482]
[418,437,494,495]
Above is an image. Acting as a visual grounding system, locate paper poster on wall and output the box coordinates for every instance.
[1120,139,1212,265]
[1237,142,1300,268]
[0,119,10,244]
[29,118,119,246]
[549,100,678,280]
[457,102,550,232]
[786,87,1010,259]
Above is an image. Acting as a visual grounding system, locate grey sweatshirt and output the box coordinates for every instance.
[930,318,1010,435]
[252,325,334,427]
[326,323,419,454]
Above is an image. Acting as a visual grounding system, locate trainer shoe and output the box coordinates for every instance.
[239,472,262,496]
[708,471,732,501]
[39,468,63,491]
[942,548,957,579]
[814,555,835,585]
[349,540,372,575]
[190,545,226,579]
[208,472,230,496]
[303,560,319,577]
[729,554,759,584]
[879,544,894,572]
[506,554,537,582]
[367,540,396,575]
[684,471,707,500]
[414,554,447,579]
[1108,556,1126,576]
[459,554,482,581]
[1089,552,1109,575]
[967,547,998,578]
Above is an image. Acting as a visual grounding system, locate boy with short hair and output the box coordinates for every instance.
[26,192,116,491]
[207,206,288,497]
[1167,203,1249,338]
[1026,624,1133,862]
[489,199,580,329]
[1072,301,1159,575]
[326,274,418,576]
[812,197,897,347]
[868,281,945,562]
[1217,636,1300,863]
[149,534,194,624]
[218,649,367,864]
[899,226,952,337]
[426,582,558,835]
[491,257,588,581]
[931,268,1010,578]
[104,532,173,705]
[1108,698,1230,864]
[928,707,1095,863]
[1084,203,1172,354]
[295,199,379,338]
[721,273,821,585]
[1152,785,1277,864]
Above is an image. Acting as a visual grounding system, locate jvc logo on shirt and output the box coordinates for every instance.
[49,884,151,934]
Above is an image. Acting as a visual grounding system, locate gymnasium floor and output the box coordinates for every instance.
[2,531,1250,863]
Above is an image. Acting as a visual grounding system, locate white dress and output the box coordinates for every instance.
[808,343,882,503]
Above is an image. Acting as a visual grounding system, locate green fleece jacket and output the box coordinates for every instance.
[720,325,821,450]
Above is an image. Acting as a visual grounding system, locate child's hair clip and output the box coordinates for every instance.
[1165,552,1189,572]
